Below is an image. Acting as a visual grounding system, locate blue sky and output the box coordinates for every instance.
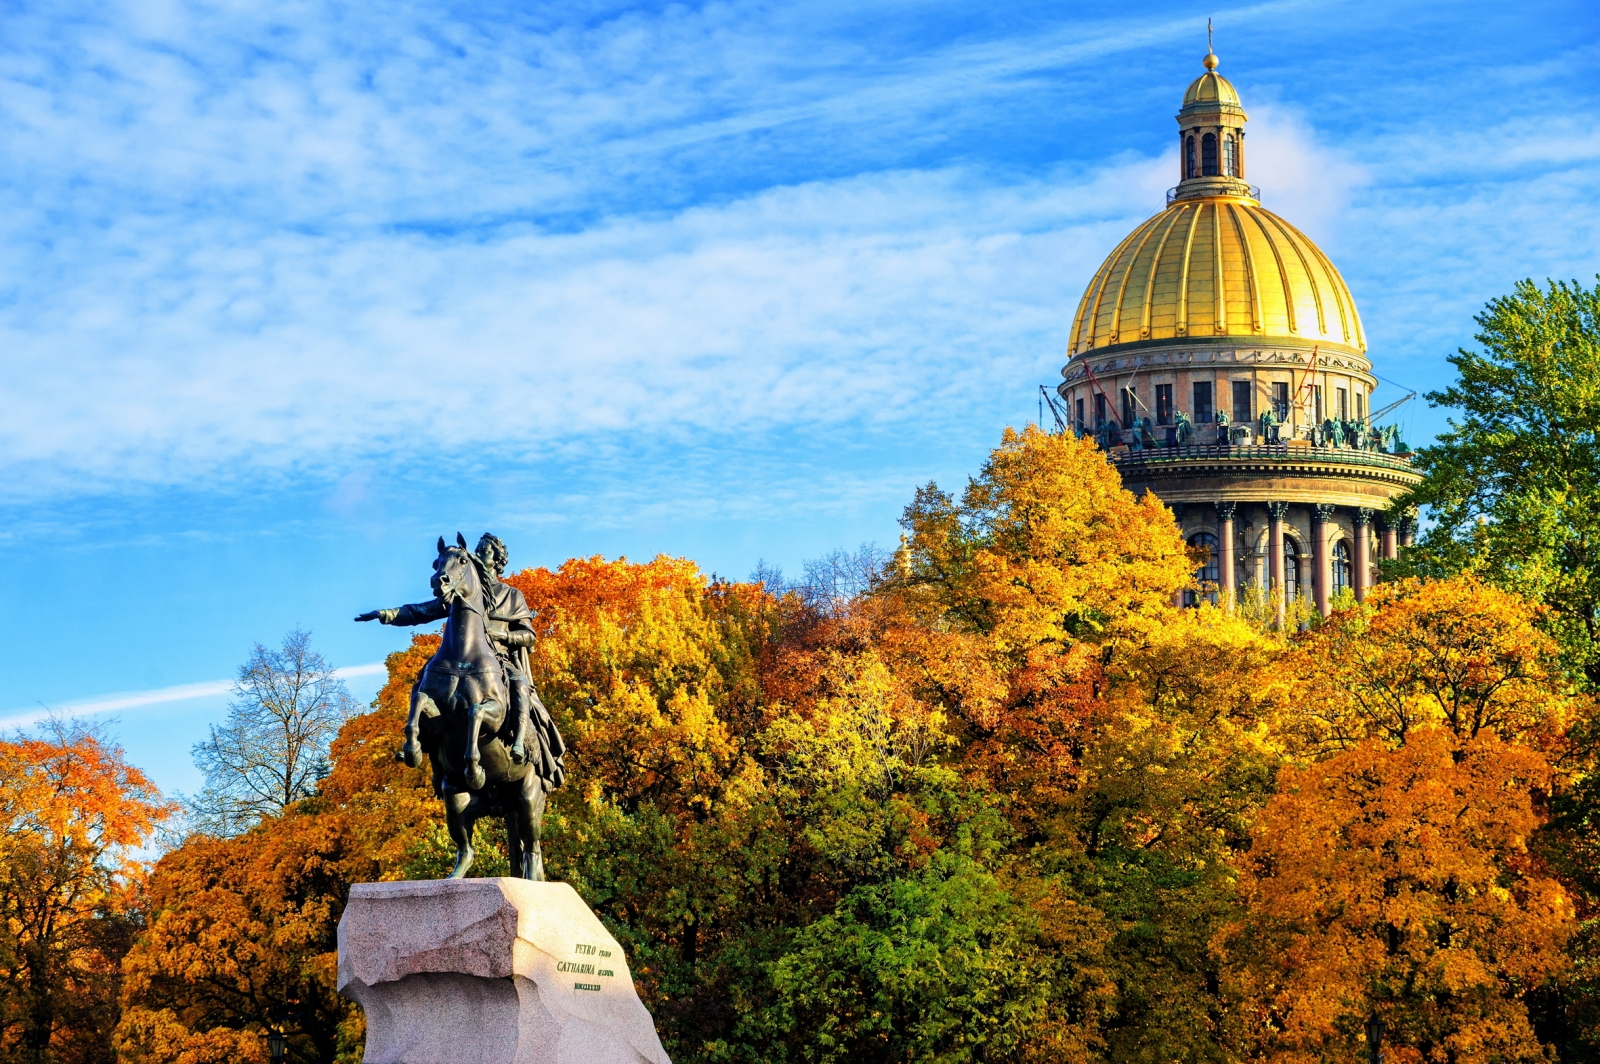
[2,0,1596,798]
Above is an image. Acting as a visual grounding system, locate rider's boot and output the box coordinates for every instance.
[509,674,532,765]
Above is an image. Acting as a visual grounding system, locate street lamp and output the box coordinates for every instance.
[267,1028,286,1064]
[1364,1015,1385,1064]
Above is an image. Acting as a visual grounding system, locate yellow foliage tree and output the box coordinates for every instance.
[898,425,1194,832]
[1291,575,1572,752]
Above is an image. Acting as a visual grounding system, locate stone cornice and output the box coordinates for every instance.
[1060,341,1374,387]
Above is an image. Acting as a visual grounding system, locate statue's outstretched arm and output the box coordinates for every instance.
[354,598,449,625]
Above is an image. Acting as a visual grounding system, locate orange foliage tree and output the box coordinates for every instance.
[1232,728,1574,1063]
[1226,574,1585,1063]
[0,721,171,1064]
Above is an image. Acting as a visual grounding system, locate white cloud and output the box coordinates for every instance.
[0,0,1593,509]
[1241,104,1368,242]
[0,663,386,730]
[0,159,1168,496]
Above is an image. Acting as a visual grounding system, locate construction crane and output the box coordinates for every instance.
[1368,390,1416,424]
[1039,384,1070,434]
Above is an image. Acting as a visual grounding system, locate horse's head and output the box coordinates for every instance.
[432,532,487,608]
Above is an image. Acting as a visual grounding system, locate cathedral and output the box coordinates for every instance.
[1056,48,1420,622]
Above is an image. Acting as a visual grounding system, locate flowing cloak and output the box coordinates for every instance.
[388,582,567,790]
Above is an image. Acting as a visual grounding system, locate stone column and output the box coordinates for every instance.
[1215,502,1237,612]
[1377,514,1398,560]
[1267,501,1288,629]
[1312,504,1335,616]
[1353,508,1373,601]
[1400,512,1416,549]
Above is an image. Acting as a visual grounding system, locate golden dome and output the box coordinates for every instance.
[1182,68,1241,109]
[1068,197,1365,355]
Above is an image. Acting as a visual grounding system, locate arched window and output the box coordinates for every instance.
[1332,540,1352,596]
[1185,135,1197,179]
[1185,533,1219,607]
[1283,539,1300,601]
[1223,134,1237,177]
[1201,132,1218,176]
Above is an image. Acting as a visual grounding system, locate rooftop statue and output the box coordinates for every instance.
[1175,410,1193,445]
[1258,406,1280,444]
[356,534,566,880]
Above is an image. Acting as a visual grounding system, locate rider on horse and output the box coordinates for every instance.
[362,533,566,793]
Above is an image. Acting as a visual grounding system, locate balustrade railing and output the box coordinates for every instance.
[1108,442,1416,472]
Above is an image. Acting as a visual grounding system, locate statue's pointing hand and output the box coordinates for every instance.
[355,609,399,624]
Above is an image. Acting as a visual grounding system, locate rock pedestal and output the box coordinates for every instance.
[337,879,670,1064]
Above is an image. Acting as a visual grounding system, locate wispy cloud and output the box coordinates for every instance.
[0,0,1593,513]
[0,663,387,730]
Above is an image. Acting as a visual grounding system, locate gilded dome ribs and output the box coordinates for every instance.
[1063,199,1365,353]
[1225,203,1265,332]
[1111,213,1164,344]
[1244,206,1297,335]
[1259,209,1326,338]
[1063,198,1365,353]
[1140,209,1184,339]
[1176,204,1202,336]
[1297,225,1356,347]
[1212,201,1227,333]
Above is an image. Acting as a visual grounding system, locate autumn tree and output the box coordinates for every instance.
[891,426,1286,1061]
[1230,728,1574,1064]
[1226,577,1584,1063]
[1289,575,1572,754]
[188,630,357,836]
[897,425,1194,832]
[116,638,440,1064]
[0,720,171,1064]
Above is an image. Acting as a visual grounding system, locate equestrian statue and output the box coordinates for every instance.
[356,533,566,880]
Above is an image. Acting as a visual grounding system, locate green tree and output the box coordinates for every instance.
[1396,278,1600,688]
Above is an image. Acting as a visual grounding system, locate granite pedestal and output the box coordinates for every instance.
[337,879,670,1064]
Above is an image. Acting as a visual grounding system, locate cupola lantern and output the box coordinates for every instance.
[1174,49,1252,201]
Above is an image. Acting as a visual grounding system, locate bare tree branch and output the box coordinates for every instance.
[186,630,356,836]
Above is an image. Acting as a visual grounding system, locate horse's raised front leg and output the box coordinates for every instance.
[398,683,437,768]
[443,789,475,879]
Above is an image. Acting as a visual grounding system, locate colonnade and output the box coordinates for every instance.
[1197,501,1414,625]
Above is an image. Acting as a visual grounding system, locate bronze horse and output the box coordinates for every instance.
[392,535,547,880]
